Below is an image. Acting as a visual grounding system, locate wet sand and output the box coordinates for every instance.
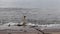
[0,29,60,34]
[0,32,38,34]
[0,26,60,34]
[43,29,60,34]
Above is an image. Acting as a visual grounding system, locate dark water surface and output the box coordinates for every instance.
[0,8,59,24]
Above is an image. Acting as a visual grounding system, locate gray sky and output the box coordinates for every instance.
[0,0,60,9]
[0,0,16,8]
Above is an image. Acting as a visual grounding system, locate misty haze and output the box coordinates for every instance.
[0,0,60,34]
